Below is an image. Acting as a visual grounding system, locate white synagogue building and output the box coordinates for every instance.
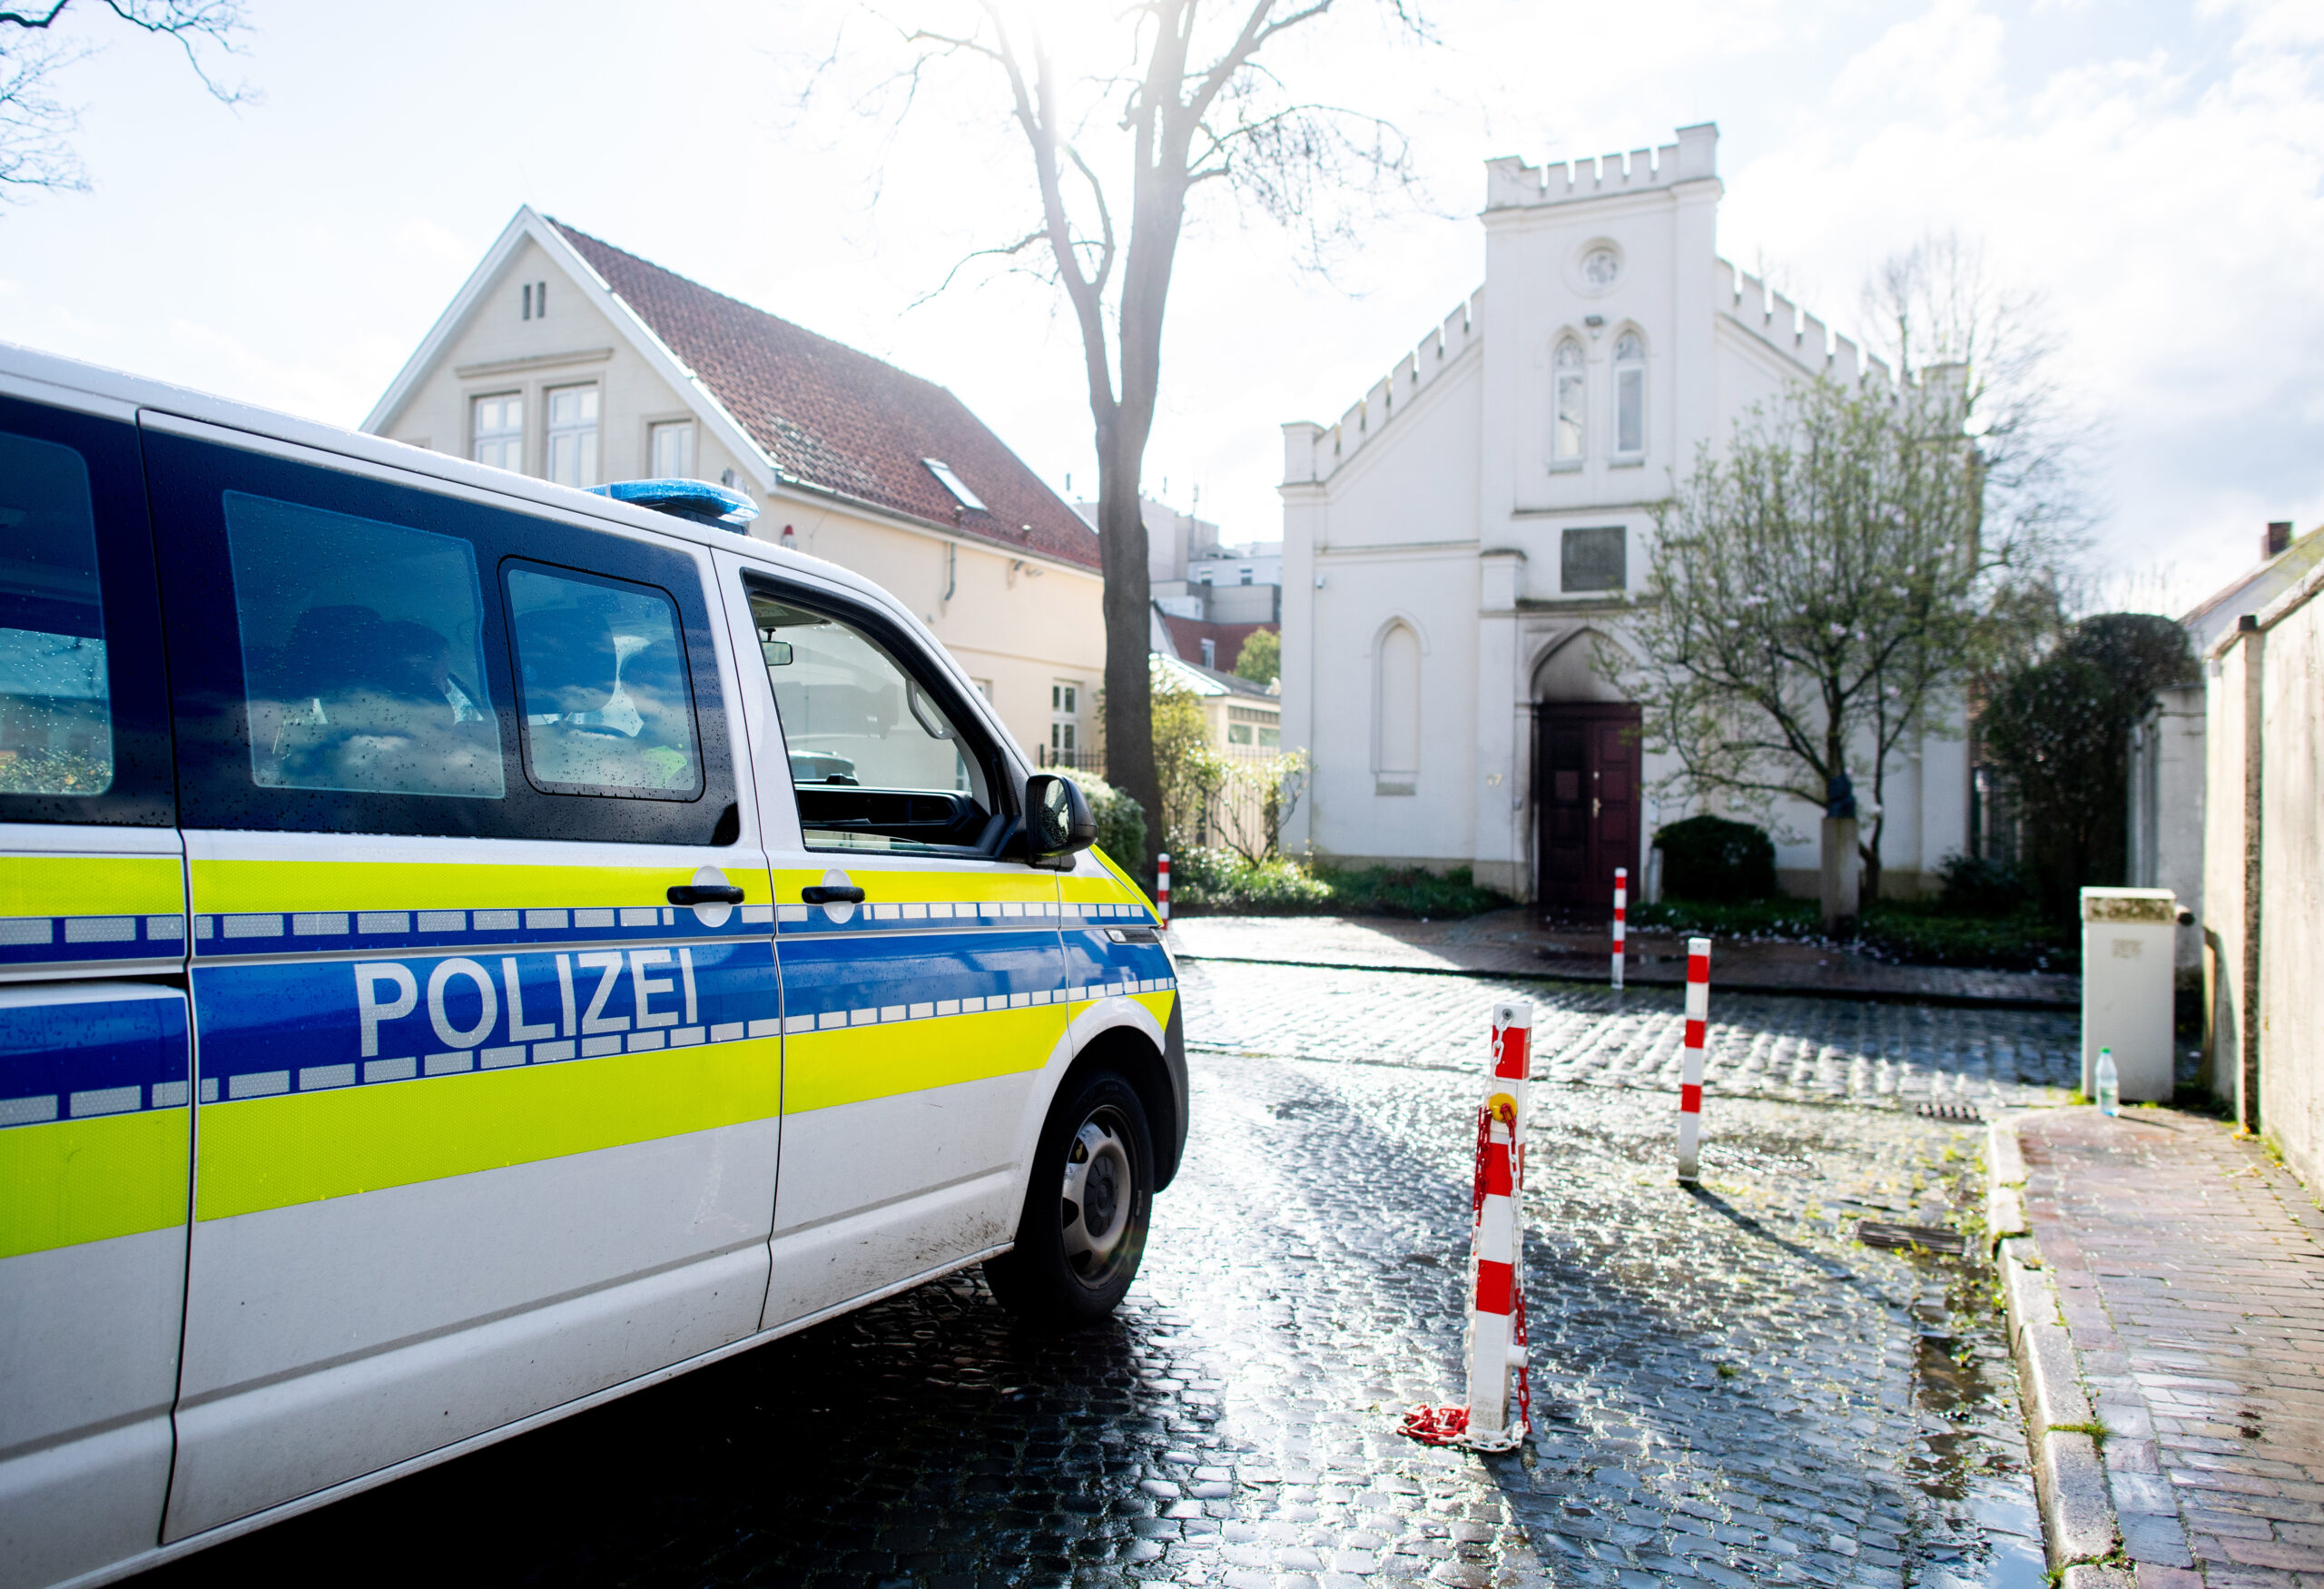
[1276,123,1969,907]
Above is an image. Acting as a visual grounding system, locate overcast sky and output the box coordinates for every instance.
[2,0,2317,613]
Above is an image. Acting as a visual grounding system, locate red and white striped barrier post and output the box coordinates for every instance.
[1403,1001,1532,1453]
[1155,853,1170,929]
[1677,937,1710,1183]
[1611,867,1628,990]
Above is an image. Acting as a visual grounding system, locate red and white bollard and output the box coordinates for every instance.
[1677,937,1710,1183]
[1611,867,1628,990]
[1403,1001,1532,1453]
[1155,853,1170,929]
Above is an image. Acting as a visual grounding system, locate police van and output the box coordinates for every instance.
[0,343,1184,1588]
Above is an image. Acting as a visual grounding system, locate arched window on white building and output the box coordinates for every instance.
[1551,338,1586,465]
[1374,622,1421,795]
[1612,330,1646,460]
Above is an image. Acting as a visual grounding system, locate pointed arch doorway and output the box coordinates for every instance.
[1531,634,1641,911]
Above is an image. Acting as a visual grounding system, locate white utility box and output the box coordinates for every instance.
[2080,887,2181,1102]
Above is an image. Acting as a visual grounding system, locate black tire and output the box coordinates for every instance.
[985,1067,1154,1325]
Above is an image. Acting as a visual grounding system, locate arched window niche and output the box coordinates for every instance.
[1374,620,1423,796]
[1612,329,1646,461]
[1551,337,1586,466]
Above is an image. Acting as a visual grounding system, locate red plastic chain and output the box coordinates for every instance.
[1512,1284,1531,1442]
[1400,1404,1470,1445]
[1468,1105,1487,1217]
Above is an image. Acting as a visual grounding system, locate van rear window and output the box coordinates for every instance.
[222,492,504,801]
[0,431,112,797]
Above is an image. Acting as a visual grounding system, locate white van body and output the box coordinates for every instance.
[0,344,1185,1589]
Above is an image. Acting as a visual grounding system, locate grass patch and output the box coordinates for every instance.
[1170,850,1511,919]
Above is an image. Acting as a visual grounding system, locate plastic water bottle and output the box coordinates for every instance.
[2096,1047,2120,1118]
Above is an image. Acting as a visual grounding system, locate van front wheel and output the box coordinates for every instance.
[985,1069,1154,1325]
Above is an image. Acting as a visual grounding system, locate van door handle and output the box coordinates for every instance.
[800,885,866,905]
[669,884,746,905]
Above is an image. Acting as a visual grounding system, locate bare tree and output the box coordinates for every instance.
[816,0,1422,875]
[0,1,250,201]
[1861,230,2094,563]
[1624,379,1993,909]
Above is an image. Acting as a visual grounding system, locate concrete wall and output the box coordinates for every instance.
[2205,565,2324,1189]
[377,237,1106,767]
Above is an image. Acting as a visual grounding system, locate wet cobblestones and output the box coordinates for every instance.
[143,972,2063,1587]
[1177,960,2081,1109]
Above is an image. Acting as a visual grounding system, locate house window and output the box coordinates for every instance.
[546,385,599,488]
[1562,526,1627,593]
[1552,339,1586,463]
[649,420,694,479]
[1050,681,1080,763]
[1200,637,1216,668]
[472,394,523,472]
[521,280,547,321]
[1239,568,1253,585]
[1613,331,1645,459]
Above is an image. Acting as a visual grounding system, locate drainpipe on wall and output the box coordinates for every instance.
[2239,612,2264,1132]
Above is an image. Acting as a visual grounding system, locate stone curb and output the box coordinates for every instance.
[1986,1114,2124,1577]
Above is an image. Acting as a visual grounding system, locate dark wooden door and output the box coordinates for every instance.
[1534,703,1641,910]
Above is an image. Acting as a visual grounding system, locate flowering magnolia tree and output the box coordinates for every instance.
[1622,377,2006,906]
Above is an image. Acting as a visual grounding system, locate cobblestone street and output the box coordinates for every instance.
[143,964,2069,1587]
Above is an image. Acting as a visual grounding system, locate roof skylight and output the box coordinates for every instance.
[922,459,987,513]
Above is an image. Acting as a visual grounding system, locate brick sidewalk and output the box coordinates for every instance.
[2017,1108,2324,1586]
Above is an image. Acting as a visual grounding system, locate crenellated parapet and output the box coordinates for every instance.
[1716,258,1891,390]
[1483,123,1718,211]
[1281,289,1484,486]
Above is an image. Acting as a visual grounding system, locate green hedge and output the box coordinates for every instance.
[1167,850,1509,919]
[1634,895,2077,972]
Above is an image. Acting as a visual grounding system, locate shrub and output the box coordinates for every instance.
[1653,815,1778,903]
[1074,774,1147,871]
[1931,853,2029,917]
[1169,847,1332,911]
[1166,853,1509,918]
[1315,864,1508,919]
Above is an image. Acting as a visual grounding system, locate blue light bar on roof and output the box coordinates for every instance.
[587,478,761,532]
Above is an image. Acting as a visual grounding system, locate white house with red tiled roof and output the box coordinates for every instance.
[365,207,1105,769]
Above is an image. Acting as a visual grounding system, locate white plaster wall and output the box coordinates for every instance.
[1278,129,1965,893]
[2257,584,2324,1190]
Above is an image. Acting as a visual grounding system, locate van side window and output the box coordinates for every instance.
[507,565,702,800]
[0,431,111,796]
[222,492,503,800]
[750,587,999,854]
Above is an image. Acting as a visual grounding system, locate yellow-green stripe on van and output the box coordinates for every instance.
[0,854,182,920]
[188,859,765,916]
[0,1111,190,1258]
[194,1039,783,1220]
[779,1005,1063,1115]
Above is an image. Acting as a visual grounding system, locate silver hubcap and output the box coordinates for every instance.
[1059,1109,1134,1283]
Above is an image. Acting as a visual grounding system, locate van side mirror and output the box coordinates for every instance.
[1026,774,1098,863]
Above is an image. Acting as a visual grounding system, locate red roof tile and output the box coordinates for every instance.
[552,220,1099,571]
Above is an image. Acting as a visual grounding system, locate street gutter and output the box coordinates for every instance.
[1985,1112,2133,1588]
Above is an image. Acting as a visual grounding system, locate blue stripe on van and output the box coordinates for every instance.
[0,993,191,1127]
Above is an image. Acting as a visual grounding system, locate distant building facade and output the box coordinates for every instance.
[366,208,1105,768]
[1089,494,1283,678]
[1277,123,1971,905]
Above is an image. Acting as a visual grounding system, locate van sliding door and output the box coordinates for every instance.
[142,419,780,1543]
